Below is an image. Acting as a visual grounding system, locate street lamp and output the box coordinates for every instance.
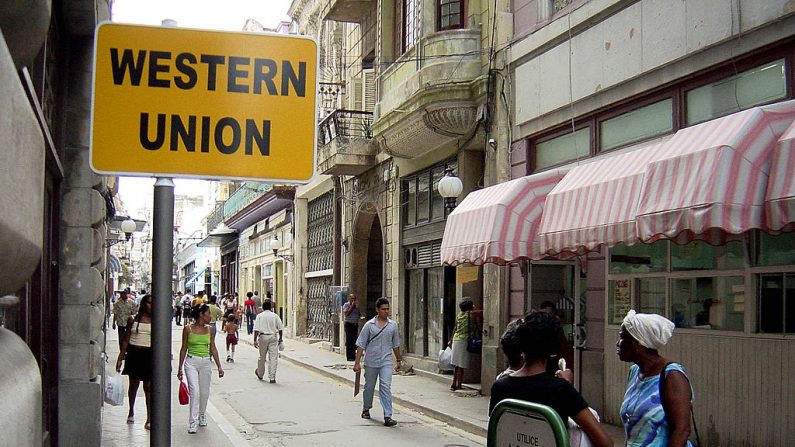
[437,166,463,212]
[106,218,137,247]
[271,236,294,263]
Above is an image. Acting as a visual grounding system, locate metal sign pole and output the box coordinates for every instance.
[151,177,174,447]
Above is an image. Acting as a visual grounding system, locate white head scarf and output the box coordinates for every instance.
[621,310,675,350]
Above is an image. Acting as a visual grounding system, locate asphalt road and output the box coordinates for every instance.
[208,331,485,447]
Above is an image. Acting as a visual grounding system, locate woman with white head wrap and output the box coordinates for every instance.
[617,310,696,447]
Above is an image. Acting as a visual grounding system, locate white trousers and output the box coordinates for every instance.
[256,334,279,380]
[184,355,212,425]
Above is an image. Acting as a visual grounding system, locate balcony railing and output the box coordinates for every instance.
[316,109,375,176]
[223,183,270,219]
[206,200,226,234]
[318,109,373,146]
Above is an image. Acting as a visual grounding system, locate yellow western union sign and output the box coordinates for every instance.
[90,23,317,182]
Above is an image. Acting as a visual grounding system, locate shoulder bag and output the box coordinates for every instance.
[660,362,700,447]
[466,311,482,354]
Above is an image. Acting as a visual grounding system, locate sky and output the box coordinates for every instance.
[113,0,293,221]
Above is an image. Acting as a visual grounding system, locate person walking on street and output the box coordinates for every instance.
[353,297,402,427]
[223,315,239,362]
[181,293,193,325]
[112,290,138,348]
[253,300,283,383]
[244,293,256,335]
[177,304,225,434]
[342,293,361,361]
[115,294,154,430]
[173,291,183,325]
[448,298,482,391]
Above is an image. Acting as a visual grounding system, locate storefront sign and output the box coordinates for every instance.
[90,23,317,182]
[457,266,479,284]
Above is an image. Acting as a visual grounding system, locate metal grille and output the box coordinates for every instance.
[307,192,334,272]
[306,277,333,340]
[553,0,574,13]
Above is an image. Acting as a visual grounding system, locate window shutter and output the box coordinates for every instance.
[363,69,376,113]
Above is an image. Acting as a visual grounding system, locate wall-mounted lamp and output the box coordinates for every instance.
[271,236,295,263]
[106,218,137,247]
[437,166,463,212]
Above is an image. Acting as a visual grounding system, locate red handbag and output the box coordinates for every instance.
[178,380,189,405]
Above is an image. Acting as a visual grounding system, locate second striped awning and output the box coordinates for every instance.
[765,119,795,233]
[440,169,566,266]
[636,100,795,243]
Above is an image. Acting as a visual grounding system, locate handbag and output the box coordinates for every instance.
[466,311,482,354]
[178,380,190,405]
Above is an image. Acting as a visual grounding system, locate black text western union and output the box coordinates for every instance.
[110,48,308,155]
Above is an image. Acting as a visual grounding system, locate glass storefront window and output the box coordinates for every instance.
[417,173,430,224]
[609,242,668,274]
[758,273,795,334]
[600,99,673,151]
[406,269,424,354]
[671,239,746,271]
[534,128,590,170]
[608,279,632,325]
[638,278,666,316]
[686,59,786,125]
[757,232,795,266]
[427,267,444,357]
[670,276,744,331]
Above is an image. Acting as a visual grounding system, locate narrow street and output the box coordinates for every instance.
[103,323,486,446]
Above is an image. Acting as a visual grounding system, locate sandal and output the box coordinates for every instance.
[144,421,151,430]
[361,410,371,419]
[126,416,134,424]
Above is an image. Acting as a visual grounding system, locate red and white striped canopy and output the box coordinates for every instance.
[440,169,566,266]
[765,120,795,232]
[538,144,665,256]
[636,100,795,243]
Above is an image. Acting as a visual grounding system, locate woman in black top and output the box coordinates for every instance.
[489,311,612,447]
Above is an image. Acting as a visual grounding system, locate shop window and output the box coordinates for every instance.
[599,99,673,151]
[638,278,666,316]
[609,242,668,274]
[758,273,795,333]
[685,59,787,125]
[607,279,632,325]
[437,0,464,31]
[757,232,795,266]
[671,239,746,271]
[670,276,744,331]
[533,127,590,170]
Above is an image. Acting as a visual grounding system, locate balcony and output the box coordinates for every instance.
[321,0,374,22]
[205,200,226,235]
[316,109,376,176]
[373,29,486,159]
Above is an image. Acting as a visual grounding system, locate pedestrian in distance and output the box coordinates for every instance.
[174,291,183,325]
[112,290,138,349]
[207,295,223,339]
[253,300,283,383]
[342,293,361,361]
[496,318,524,380]
[353,297,402,427]
[223,314,239,363]
[181,292,193,325]
[115,294,154,430]
[489,311,613,447]
[448,298,482,391]
[243,293,256,335]
[617,310,696,447]
[177,304,225,434]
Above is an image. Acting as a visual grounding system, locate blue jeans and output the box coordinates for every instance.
[363,364,393,418]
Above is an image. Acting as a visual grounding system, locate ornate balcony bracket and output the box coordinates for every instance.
[378,102,480,159]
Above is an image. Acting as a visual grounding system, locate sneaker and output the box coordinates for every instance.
[383,417,397,427]
[269,379,276,383]
[198,414,207,427]
[188,421,198,434]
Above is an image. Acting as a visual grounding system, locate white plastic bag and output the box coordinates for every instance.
[568,407,600,447]
[278,340,285,351]
[438,347,453,372]
[104,374,124,406]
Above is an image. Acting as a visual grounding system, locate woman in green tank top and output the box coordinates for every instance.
[177,304,225,433]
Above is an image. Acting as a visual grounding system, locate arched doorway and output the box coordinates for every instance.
[350,208,384,320]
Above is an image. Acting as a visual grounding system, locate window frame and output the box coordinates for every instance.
[437,0,465,31]
[401,160,457,229]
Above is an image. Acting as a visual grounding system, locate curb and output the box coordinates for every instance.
[242,337,487,438]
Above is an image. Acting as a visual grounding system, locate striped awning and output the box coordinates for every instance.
[765,120,795,232]
[108,254,121,275]
[636,100,795,243]
[440,169,566,266]
[539,145,665,256]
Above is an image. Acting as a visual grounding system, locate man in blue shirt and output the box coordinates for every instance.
[353,297,402,427]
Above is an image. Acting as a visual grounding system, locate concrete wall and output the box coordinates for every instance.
[58,36,107,446]
[0,32,45,296]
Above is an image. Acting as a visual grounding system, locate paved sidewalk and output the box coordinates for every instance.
[101,324,253,447]
[242,334,626,444]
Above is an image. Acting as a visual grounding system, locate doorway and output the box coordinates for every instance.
[528,262,585,388]
[365,214,383,319]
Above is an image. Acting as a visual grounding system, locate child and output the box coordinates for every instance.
[496,318,524,380]
[223,315,239,362]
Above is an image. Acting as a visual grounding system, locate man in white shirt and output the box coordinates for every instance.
[253,300,284,383]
